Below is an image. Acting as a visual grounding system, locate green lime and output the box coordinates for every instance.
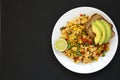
[55,39,67,51]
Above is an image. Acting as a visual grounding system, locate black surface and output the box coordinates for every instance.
[1,0,120,80]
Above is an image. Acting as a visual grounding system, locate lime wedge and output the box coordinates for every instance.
[55,39,67,51]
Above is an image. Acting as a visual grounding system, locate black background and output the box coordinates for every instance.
[1,0,120,80]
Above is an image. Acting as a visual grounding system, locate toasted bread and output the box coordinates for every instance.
[85,13,114,38]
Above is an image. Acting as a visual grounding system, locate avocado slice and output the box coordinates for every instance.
[101,19,112,43]
[95,20,107,45]
[86,13,103,38]
[92,22,102,44]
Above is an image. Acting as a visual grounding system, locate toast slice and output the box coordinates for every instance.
[85,13,114,38]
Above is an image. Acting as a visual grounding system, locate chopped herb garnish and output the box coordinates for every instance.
[102,52,106,57]
[67,43,72,49]
[92,40,95,45]
[91,57,95,61]
[77,43,80,49]
[75,50,82,56]
[83,14,86,16]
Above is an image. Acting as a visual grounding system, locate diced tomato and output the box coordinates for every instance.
[74,56,79,61]
[103,45,107,50]
[86,48,89,51]
[65,37,68,41]
[82,38,87,42]
[97,53,101,57]
[80,14,83,16]
[81,57,84,61]
[78,36,82,39]
[81,49,85,53]
[88,40,92,44]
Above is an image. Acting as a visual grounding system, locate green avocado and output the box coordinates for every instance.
[92,22,102,44]
[101,19,112,43]
[95,20,107,45]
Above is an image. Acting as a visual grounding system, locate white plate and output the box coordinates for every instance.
[51,7,118,74]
